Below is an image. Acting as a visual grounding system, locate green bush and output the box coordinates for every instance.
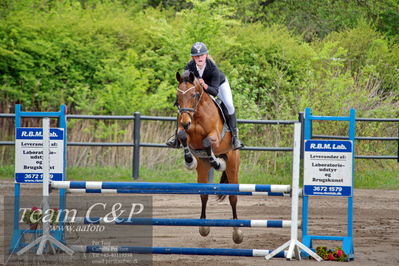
[0,0,398,172]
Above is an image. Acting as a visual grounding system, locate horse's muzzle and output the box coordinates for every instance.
[180,113,192,130]
[182,121,191,130]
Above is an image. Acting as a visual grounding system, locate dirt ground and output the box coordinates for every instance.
[1,180,398,266]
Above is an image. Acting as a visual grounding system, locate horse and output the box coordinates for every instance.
[175,70,243,244]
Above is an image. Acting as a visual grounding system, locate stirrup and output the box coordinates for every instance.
[166,135,181,148]
[232,138,244,150]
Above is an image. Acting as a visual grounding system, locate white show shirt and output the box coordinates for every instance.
[196,63,206,78]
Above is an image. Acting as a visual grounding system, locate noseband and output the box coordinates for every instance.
[177,85,203,116]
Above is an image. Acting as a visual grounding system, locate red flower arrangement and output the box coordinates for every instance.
[23,206,59,229]
[316,246,348,261]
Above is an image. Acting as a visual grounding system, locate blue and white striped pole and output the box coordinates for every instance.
[52,181,291,193]
[64,217,297,228]
[65,188,293,196]
[70,245,287,257]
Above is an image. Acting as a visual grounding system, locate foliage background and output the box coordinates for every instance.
[1,0,398,116]
[0,0,398,182]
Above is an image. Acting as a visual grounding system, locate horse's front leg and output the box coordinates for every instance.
[202,136,226,171]
[177,129,197,170]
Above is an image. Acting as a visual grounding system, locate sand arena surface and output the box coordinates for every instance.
[1,180,398,266]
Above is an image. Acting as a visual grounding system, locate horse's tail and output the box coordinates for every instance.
[217,171,228,201]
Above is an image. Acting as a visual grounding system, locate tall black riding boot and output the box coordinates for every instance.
[166,117,181,148]
[227,113,244,150]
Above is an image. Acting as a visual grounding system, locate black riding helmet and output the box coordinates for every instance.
[190,42,208,56]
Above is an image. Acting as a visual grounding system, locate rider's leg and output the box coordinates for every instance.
[227,112,243,150]
[217,79,244,150]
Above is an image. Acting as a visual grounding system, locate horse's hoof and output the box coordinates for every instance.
[199,226,210,237]
[185,157,197,170]
[215,158,226,172]
[232,228,244,244]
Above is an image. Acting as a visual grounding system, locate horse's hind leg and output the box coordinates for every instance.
[202,137,226,171]
[226,151,243,244]
[197,159,211,237]
[229,195,243,244]
[199,194,210,237]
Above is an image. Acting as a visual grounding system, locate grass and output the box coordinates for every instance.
[1,162,398,189]
[354,160,399,189]
[0,165,14,179]
[0,164,291,184]
[355,167,399,189]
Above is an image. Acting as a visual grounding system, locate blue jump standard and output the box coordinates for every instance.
[70,245,287,257]
[52,181,291,193]
[67,217,292,228]
[66,188,289,196]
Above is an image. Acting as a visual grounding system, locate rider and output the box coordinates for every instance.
[167,42,244,150]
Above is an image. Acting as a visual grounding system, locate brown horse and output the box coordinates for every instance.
[175,70,243,244]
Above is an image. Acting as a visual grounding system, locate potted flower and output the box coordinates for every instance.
[315,246,348,261]
[23,207,59,230]
[23,207,42,230]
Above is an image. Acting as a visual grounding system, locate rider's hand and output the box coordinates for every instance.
[198,79,208,90]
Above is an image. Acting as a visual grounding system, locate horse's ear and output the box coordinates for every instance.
[176,72,182,82]
[189,72,195,83]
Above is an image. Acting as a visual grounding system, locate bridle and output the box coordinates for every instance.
[177,84,204,116]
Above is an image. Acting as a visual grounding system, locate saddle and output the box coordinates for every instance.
[212,97,228,123]
[211,96,230,133]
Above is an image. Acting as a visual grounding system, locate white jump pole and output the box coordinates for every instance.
[17,118,74,256]
[265,123,322,261]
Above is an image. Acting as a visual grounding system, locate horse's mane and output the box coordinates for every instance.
[182,70,198,86]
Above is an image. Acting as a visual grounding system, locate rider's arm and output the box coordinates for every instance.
[203,68,220,96]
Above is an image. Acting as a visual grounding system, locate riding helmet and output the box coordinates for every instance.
[190,42,208,56]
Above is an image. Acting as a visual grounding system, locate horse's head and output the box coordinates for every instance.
[176,70,204,130]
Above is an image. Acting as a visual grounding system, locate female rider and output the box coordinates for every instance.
[167,42,243,150]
